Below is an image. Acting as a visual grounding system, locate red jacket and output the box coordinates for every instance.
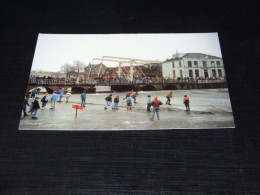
[151,100,163,107]
[167,93,172,98]
[183,97,189,104]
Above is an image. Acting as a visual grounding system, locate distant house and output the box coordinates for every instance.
[84,63,108,77]
[30,71,65,78]
[112,65,154,77]
[162,52,225,79]
[144,63,162,77]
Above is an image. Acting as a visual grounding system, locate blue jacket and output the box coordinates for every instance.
[81,93,86,99]
[146,97,152,104]
[126,97,132,104]
[51,93,59,100]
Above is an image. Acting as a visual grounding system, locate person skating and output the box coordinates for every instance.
[123,91,132,101]
[126,95,132,110]
[58,88,64,102]
[146,95,152,112]
[150,96,163,120]
[132,91,138,103]
[113,96,119,109]
[183,95,190,111]
[66,90,71,103]
[31,88,37,98]
[50,91,58,109]
[41,93,48,109]
[22,94,30,116]
[81,91,86,107]
[166,92,173,105]
[32,97,40,119]
[104,94,113,109]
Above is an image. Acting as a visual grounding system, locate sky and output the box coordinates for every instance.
[31,33,222,72]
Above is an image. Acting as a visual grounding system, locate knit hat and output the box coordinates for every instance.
[154,96,158,100]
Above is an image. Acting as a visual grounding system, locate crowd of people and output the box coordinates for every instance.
[22,88,190,120]
[29,75,225,86]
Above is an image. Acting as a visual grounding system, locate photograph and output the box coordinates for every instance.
[19,33,235,130]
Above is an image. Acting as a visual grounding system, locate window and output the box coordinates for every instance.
[194,61,198,66]
[212,69,216,77]
[216,61,221,66]
[211,61,215,66]
[189,70,193,77]
[204,70,208,78]
[195,70,199,77]
[218,69,222,77]
[173,70,176,78]
[188,61,192,67]
[180,70,183,77]
[202,61,207,67]
[179,61,182,68]
[172,62,175,68]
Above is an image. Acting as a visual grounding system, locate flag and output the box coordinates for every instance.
[202,55,209,61]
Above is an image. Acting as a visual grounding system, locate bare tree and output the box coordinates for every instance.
[73,61,85,78]
[61,64,75,78]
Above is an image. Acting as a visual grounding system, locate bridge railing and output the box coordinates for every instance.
[28,78,226,86]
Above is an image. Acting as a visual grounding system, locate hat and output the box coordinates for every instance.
[154,96,158,100]
[148,95,151,97]
[184,95,187,97]
[44,93,48,96]
[35,97,39,99]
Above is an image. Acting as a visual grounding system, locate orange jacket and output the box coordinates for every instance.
[183,97,189,104]
[127,91,132,96]
[151,100,163,107]
[167,93,172,98]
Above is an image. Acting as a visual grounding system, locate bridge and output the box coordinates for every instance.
[27,79,227,93]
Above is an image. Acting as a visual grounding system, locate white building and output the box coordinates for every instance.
[162,52,225,79]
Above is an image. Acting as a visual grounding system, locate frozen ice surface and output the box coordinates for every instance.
[19,89,235,130]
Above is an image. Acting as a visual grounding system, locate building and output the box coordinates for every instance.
[30,70,65,78]
[162,52,225,79]
[84,63,108,77]
[111,65,154,77]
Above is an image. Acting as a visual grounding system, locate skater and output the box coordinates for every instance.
[31,88,37,98]
[81,90,86,107]
[113,96,119,109]
[126,95,132,110]
[132,91,138,103]
[146,95,152,112]
[183,95,190,111]
[22,94,30,116]
[50,91,58,109]
[104,94,113,109]
[150,96,163,120]
[58,88,64,102]
[123,91,132,101]
[166,92,173,105]
[32,97,40,119]
[66,90,71,103]
[41,93,48,109]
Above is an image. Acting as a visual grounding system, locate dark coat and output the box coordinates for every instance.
[105,95,112,102]
[32,100,40,110]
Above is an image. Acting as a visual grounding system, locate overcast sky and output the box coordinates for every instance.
[31,33,222,72]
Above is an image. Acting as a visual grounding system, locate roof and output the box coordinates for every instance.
[163,53,222,62]
[182,53,222,59]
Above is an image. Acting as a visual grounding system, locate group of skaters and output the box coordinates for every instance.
[22,88,72,119]
[102,90,190,120]
[22,88,190,120]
